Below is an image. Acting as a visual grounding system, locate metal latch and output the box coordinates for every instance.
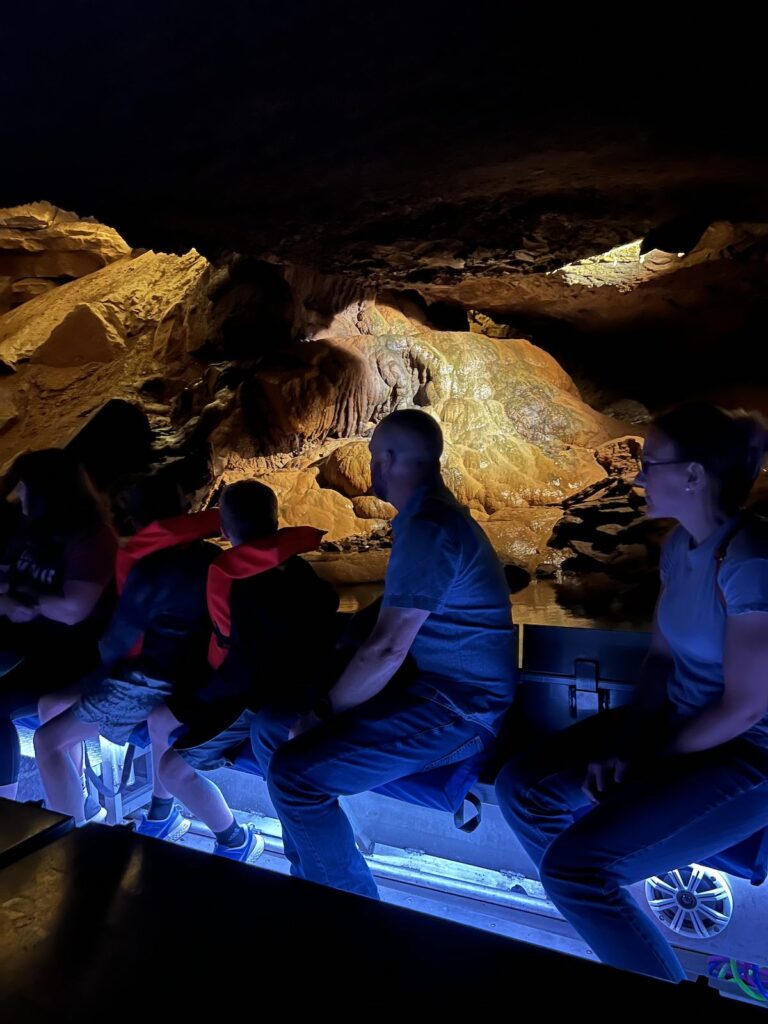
[568,659,610,717]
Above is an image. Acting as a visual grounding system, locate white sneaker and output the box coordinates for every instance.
[83,791,107,824]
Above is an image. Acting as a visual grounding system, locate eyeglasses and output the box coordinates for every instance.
[638,458,688,474]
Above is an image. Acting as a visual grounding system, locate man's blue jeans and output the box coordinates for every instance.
[495,710,768,982]
[251,687,490,900]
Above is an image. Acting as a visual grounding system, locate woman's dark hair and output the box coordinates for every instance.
[4,448,108,535]
[124,474,186,532]
[653,403,768,512]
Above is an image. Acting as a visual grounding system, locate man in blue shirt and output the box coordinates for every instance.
[251,409,516,897]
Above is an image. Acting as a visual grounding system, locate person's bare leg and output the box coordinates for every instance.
[156,747,236,833]
[146,704,181,803]
[38,690,85,778]
[37,691,80,723]
[34,710,99,822]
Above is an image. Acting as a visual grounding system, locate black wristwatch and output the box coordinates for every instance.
[312,696,335,722]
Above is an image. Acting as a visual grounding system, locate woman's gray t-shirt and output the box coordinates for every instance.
[658,514,768,749]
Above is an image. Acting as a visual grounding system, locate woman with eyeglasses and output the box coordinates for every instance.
[495,402,768,983]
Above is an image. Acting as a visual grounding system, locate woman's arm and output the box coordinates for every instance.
[0,593,38,622]
[35,525,116,627]
[672,610,768,753]
[36,580,105,626]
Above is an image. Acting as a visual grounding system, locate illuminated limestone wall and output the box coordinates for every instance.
[2,203,766,588]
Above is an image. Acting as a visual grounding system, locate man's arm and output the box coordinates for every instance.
[326,606,429,713]
[290,606,428,737]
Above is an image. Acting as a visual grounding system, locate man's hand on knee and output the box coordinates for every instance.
[289,710,323,740]
[582,757,628,802]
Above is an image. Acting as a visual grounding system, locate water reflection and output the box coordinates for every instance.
[520,575,656,631]
[337,575,656,633]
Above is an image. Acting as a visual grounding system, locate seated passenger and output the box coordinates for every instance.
[0,449,116,805]
[149,480,338,863]
[34,476,221,831]
[495,402,768,983]
[250,409,517,898]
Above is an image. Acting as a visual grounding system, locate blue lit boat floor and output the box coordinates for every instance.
[166,813,599,962]
[14,724,739,991]
[155,812,717,986]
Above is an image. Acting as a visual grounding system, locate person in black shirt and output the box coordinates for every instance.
[0,449,116,803]
[34,477,220,831]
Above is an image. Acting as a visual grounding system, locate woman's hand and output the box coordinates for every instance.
[8,603,38,623]
[0,594,37,622]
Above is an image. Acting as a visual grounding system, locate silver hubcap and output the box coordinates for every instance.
[645,864,733,938]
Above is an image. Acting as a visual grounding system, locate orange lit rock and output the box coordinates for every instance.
[319,440,372,496]
[304,549,390,585]
[31,303,125,367]
[10,278,57,305]
[0,249,209,368]
[593,435,644,479]
[0,202,132,298]
[0,248,211,470]
[352,495,396,519]
[480,507,563,570]
[0,390,18,435]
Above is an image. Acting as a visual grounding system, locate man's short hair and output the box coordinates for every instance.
[220,480,279,540]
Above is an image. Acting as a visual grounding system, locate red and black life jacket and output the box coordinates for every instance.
[115,509,222,657]
[206,526,324,669]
